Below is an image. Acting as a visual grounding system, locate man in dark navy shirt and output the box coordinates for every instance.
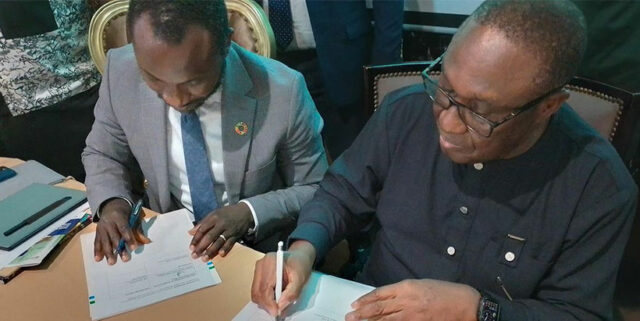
[251,1,638,320]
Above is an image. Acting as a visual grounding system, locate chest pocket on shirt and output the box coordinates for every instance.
[0,1,58,39]
[481,235,552,298]
[242,156,277,197]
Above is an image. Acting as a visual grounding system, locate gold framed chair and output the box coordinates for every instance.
[87,0,129,75]
[87,0,276,74]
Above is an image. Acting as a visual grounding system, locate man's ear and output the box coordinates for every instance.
[538,90,570,118]
[223,27,234,55]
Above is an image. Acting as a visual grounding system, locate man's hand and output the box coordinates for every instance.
[346,279,481,321]
[251,241,316,316]
[93,198,150,265]
[188,202,254,260]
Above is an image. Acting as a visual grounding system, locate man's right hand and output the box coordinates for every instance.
[93,198,147,265]
[251,240,316,316]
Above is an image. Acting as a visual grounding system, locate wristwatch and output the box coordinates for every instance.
[477,294,500,321]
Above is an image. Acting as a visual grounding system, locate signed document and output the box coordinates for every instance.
[80,209,222,320]
[233,272,374,321]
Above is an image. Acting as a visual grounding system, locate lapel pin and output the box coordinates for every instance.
[234,121,249,136]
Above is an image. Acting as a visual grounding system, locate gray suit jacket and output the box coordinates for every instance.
[83,43,328,242]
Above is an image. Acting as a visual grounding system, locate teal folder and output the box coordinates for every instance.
[0,183,86,250]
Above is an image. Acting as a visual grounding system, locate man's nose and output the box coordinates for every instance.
[162,86,190,108]
[436,105,468,135]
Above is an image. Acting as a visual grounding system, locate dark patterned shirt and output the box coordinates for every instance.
[0,1,100,116]
[291,85,638,321]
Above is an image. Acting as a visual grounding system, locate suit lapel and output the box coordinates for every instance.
[222,46,257,204]
[139,81,172,211]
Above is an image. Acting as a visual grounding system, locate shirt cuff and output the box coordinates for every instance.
[95,196,133,221]
[239,200,258,236]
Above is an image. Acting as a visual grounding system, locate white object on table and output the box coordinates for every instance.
[80,209,222,320]
[275,240,284,303]
[233,272,375,321]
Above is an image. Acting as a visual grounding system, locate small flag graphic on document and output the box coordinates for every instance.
[89,295,96,305]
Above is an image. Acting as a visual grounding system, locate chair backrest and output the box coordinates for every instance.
[363,62,640,173]
[87,0,276,74]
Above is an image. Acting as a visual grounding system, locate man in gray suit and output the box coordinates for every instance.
[82,0,327,265]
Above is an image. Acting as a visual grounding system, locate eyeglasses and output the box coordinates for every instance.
[421,53,561,138]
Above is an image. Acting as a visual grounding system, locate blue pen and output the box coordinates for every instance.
[114,199,144,256]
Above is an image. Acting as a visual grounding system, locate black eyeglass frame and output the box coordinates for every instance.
[421,53,563,137]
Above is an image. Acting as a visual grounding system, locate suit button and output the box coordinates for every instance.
[459,206,468,214]
[143,179,149,189]
[505,251,516,262]
[447,246,456,256]
[473,163,484,170]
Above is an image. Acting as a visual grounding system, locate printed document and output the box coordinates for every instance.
[233,272,374,321]
[80,209,222,320]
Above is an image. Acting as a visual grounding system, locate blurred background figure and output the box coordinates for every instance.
[0,0,110,181]
[261,0,404,158]
[572,0,640,93]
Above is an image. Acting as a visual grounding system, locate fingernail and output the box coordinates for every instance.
[191,252,198,259]
[94,256,100,261]
[345,312,356,321]
[189,245,195,251]
[351,301,359,308]
[220,250,226,256]
[201,255,210,262]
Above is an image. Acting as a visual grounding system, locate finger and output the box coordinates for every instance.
[375,311,403,321]
[193,225,224,258]
[352,285,397,309]
[346,299,400,321]
[134,227,151,245]
[115,222,138,251]
[188,224,200,236]
[119,248,131,262]
[190,215,218,251]
[278,269,304,314]
[101,230,117,265]
[106,223,122,250]
[219,236,238,257]
[251,255,279,316]
[93,231,104,262]
[202,234,227,261]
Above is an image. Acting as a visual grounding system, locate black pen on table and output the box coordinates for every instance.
[114,199,144,256]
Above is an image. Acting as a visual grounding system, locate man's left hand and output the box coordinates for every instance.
[188,202,254,260]
[346,279,480,321]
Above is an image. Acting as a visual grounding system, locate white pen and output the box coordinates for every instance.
[275,241,284,320]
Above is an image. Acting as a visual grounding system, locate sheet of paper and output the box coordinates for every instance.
[0,202,90,269]
[233,272,375,321]
[80,209,222,320]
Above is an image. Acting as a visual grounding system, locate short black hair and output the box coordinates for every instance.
[127,0,231,54]
[459,0,587,93]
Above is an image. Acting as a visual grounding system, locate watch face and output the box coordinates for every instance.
[480,297,500,321]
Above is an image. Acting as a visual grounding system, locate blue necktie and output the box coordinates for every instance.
[269,0,293,50]
[181,112,219,222]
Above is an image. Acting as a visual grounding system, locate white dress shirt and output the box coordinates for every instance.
[263,0,316,50]
[167,87,258,233]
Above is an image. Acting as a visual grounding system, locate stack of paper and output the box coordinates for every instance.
[80,209,222,320]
